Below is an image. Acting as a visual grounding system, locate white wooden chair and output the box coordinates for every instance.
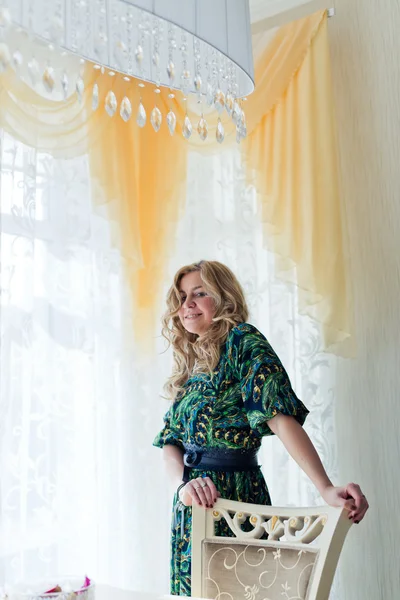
[192,499,352,600]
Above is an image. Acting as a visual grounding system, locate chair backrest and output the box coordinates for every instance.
[192,498,352,600]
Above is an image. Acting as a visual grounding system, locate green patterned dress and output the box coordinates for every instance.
[153,323,309,596]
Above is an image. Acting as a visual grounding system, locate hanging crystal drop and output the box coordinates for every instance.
[232,101,242,124]
[216,119,225,144]
[105,90,117,117]
[194,74,202,93]
[166,110,176,136]
[42,66,55,93]
[240,118,247,140]
[181,69,190,91]
[206,82,213,106]
[225,93,234,117]
[152,51,160,67]
[61,72,69,100]
[0,43,10,73]
[135,45,144,67]
[150,107,162,132]
[120,96,132,122]
[236,124,241,144]
[182,115,192,139]
[115,40,127,57]
[214,89,225,114]
[167,60,175,83]
[27,57,39,85]
[76,76,84,103]
[136,102,147,127]
[12,50,23,71]
[92,83,99,110]
[197,117,208,141]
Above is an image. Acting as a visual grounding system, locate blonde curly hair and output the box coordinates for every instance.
[162,260,249,400]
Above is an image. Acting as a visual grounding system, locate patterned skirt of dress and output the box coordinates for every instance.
[170,466,272,596]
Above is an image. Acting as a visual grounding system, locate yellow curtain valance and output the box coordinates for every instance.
[0,9,353,356]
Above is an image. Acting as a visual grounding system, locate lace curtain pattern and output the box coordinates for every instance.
[0,135,339,596]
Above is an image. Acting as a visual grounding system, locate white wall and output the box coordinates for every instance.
[329,1,400,598]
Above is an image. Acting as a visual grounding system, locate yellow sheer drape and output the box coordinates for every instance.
[87,80,188,349]
[0,9,352,355]
[245,14,352,354]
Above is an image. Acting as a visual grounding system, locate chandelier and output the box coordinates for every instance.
[0,0,255,144]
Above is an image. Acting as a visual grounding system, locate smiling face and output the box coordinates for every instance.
[177,270,216,336]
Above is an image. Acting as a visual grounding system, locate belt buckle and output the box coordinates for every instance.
[184,450,202,467]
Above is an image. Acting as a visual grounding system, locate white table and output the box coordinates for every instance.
[96,586,202,600]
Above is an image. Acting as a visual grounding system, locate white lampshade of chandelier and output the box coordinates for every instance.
[6,0,254,99]
[123,0,254,96]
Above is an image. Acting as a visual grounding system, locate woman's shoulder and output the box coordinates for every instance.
[225,322,268,354]
[228,322,266,341]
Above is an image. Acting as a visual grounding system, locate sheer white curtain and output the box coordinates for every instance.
[0,134,339,595]
[0,131,165,591]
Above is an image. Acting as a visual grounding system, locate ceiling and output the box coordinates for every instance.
[248,0,330,60]
[249,0,329,28]
[249,0,308,23]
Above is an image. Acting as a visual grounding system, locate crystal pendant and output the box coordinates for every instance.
[182,115,192,139]
[42,66,55,93]
[167,61,175,83]
[206,82,214,106]
[239,119,247,140]
[12,50,23,71]
[0,43,10,73]
[120,96,132,122]
[236,124,242,144]
[150,107,162,132]
[136,102,146,127]
[225,93,234,116]
[232,101,242,124]
[197,117,208,141]
[135,45,143,66]
[152,51,160,67]
[92,83,99,110]
[27,57,39,85]
[61,72,69,100]
[105,90,117,117]
[181,69,190,92]
[194,74,202,93]
[115,40,127,56]
[236,119,247,143]
[166,110,176,136]
[214,89,225,114]
[216,119,225,144]
[76,76,84,103]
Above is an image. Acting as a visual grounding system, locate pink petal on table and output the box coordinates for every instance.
[76,576,91,594]
[45,586,62,593]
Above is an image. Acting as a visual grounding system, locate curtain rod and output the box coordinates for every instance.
[251,5,336,35]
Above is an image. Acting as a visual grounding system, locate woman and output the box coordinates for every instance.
[154,260,368,596]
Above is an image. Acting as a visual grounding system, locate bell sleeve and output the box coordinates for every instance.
[232,324,309,437]
[153,404,184,450]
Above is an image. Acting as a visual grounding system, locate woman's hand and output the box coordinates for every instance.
[320,482,369,523]
[179,477,220,508]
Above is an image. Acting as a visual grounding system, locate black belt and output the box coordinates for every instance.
[173,447,260,536]
[182,446,259,480]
